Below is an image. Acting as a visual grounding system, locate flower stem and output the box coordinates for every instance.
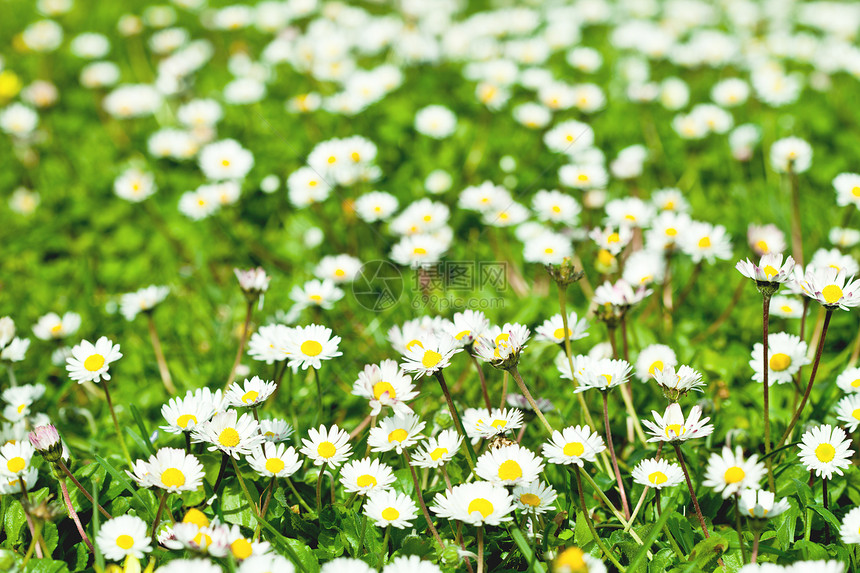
[751,530,761,563]
[230,456,260,517]
[477,525,484,573]
[21,520,42,567]
[151,490,168,543]
[602,392,631,519]
[60,478,94,552]
[574,466,626,572]
[315,469,324,514]
[625,487,649,532]
[470,353,492,410]
[734,493,748,564]
[57,459,112,518]
[823,477,830,545]
[286,476,313,513]
[226,300,254,389]
[434,371,477,467]
[313,367,324,423]
[762,294,775,491]
[789,169,804,266]
[100,379,132,464]
[673,443,709,538]
[509,366,553,436]
[778,309,833,448]
[147,313,176,395]
[404,451,445,549]
[213,453,229,494]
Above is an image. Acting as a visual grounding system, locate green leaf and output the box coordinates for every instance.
[808,504,842,530]
[792,479,813,508]
[23,559,71,573]
[508,524,547,573]
[93,454,156,519]
[3,498,27,546]
[681,534,728,571]
[776,505,800,550]
[130,405,157,455]
[398,535,434,558]
[628,491,680,573]
[222,482,257,529]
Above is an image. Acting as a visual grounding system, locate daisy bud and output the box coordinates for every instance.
[29,424,63,462]
[545,257,585,287]
[233,267,270,298]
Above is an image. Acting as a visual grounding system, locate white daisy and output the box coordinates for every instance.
[368,412,425,455]
[381,555,442,573]
[430,481,515,526]
[736,253,796,284]
[835,394,860,432]
[119,285,170,321]
[631,458,684,490]
[839,506,860,544]
[474,408,524,439]
[285,324,342,370]
[535,312,589,345]
[0,441,35,478]
[32,311,81,340]
[365,489,419,529]
[473,323,530,370]
[192,410,263,459]
[653,365,706,396]
[340,457,395,496]
[513,481,558,515]
[554,547,608,573]
[749,332,810,386]
[799,266,860,310]
[702,446,766,498]
[399,334,461,378]
[475,444,544,486]
[410,429,463,469]
[634,344,678,382]
[224,376,277,408]
[246,443,302,479]
[127,447,205,493]
[642,403,714,443]
[259,419,293,442]
[541,425,606,466]
[738,489,790,519]
[797,424,854,479]
[66,337,122,383]
[837,367,860,394]
[300,425,352,468]
[96,515,152,561]
[572,357,632,393]
[351,360,418,417]
[160,391,217,435]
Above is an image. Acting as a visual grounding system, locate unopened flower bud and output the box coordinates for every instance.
[29,424,63,462]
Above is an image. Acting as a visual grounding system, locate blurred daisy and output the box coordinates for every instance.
[96,515,152,561]
[840,506,860,544]
[770,296,804,319]
[446,309,491,347]
[239,555,294,573]
[128,447,204,492]
[198,139,254,181]
[642,403,714,443]
[247,324,292,365]
[476,444,544,486]
[365,489,419,529]
[119,285,169,320]
[535,312,589,345]
[314,255,362,284]
[319,558,374,573]
[368,412,425,455]
[702,446,765,498]
[247,443,302,479]
[285,325,342,370]
[680,222,733,264]
[192,410,263,459]
[834,394,860,432]
[634,344,677,382]
[748,224,786,256]
[631,458,684,489]
[749,332,810,386]
[300,425,352,468]
[351,360,418,416]
[410,429,463,468]
[799,266,860,310]
[259,419,293,442]
[2,384,45,422]
[382,555,442,573]
[554,547,607,573]
[770,137,812,174]
[66,337,122,383]
[0,441,35,478]
[32,311,81,341]
[340,457,395,496]
[430,481,515,526]
[837,367,860,393]
[523,231,573,265]
[738,489,790,519]
[834,173,860,209]
[797,424,854,479]
[513,481,557,515]
[224,376,276,408]
[541,425,605,466]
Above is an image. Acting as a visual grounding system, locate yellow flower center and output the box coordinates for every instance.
[317,441,336,459]
[406,339,423,352]
[648,360,664,376]
[455,329,471,340]
[822,284,844,304]
[520,493,541,507]
[421,350,442,369]
[221,159,230,167]
[724,466,745,484]
[373,382,396,400]
[84,354,106,371]
[665,424,685,438]
[545,247,554,255]
[161,468,186,488]
[781,305,793,313]
[430,447,448,461]
[698,237,711,248]
[769,353,791,372]
[852,186,860,197]
[218,428,241,448]
[413,247,427,255]
[553,327,570,340]
[193,532,212,546]
[648,471,667,485]
[351,152,361,162]
[309,294,323,303]
[665,227,678,237]
[177,414,197,429]
[388,429,409,443]
[6,457,25,474]
[265,458,285,474]
[231,538,253,560]
[852,408,860,421]
[555,547,587,572]
[356,474,377,487]
[51,323,63,334]
[241,390,259,404]
[563,442,584,457]
[183,508,209,528]
[852,379,860,388]
[577,173,589,182]
[301,340,323,357]
[815,443,836,463]
[490,419,507,429]
[498,460,523,481]
[763,265,778,278]
[607,232,620,243]
[116,534,135,550]
[382,507,400,521]
[467,498,494,519]
[552,205,561,213]
[334,268,346,278]
[16,404,25,414]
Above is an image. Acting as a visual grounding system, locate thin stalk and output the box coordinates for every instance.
[734,493,748,564]
[789,169,804,266]
[574,466,626,572]
[286,477,313,513]
[6,364,17,387]
[434,370,477,467]
[313,367,324,422]
[100,379,132,464]
[823,477,830,545]
[226,300,254,389]
[185,432,192,454]
[254,476,276,540]
[625,487,649,532]
[477,526,484,573]
[778,309,833,448]
[315,470,324,513]
[231,456,260,517]
[18,480,43,559]
[404,451,445,549]
[673,444,709,538]
[762,294,775,491]
[57,459,112,518]
[602,392,631,519]
[675,261,703,309]
[213,453,229,494]
[509,366,553,435]
[470,353,492,410]
[751,531,761,563]
[379,526,390,568]
[21,520,42,567]
[617,382,648,446]
[151,490,168,543]
[499,370,508,409]
[60,478,94,552]
[147,313,176,395]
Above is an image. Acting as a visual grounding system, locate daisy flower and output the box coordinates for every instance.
[382,555,443,573]
[96,515,152,561]
[445,309,490,347]
[702,446,766,498]
[340,458,395,495]
[0,441,35,478]
[749,332,810,385]
[365,489,419,529]
[32,311,81,340]
[475,444,544,486]
[128,447,205,492]
[192,410,263,459]
[410,429,463,468]
[473,323,530,370]
[839,506,860,544]
[119,285,170,321]
[430,481,515,526]
[554,547,607,573]
[351,360,418,416]
[234,267,270,296]
[834,173,860,209]
[285,324,342,370]
[314,254,362,284]
[797,424,854,479]
[541,426,605,466]
[2,384,45,421]
[837,367,860,393]
[66,337,122,383]
[300,425,352,468]
[592,279,651,310]
[642,403,714,443]
[399,334,461,377]
[835,394,860,432]
[160,388,221,435]
[224,376,276,408]
[770,295,804,319]
[199,139,254,180]
[747,224,786,256]
[799,266,860,310]
[738,489,790,519]
[680,221,733,264]
[154,559,223,573]
[572,357,632,393]
[247,323,292,365]
[653,365,706,398]
[239,555,294,573]
[513,481,557,515]
[535,312,589,345]
[474,408,524,439]
[631,458,685,489]
[736,253,796,285]
[634,344,678,382]
[246,443,302,479]
[770,136,812,174]
[523,231,573,265]
[589,225,633,256]
[368,412,425,455]
[319,558,374,573]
